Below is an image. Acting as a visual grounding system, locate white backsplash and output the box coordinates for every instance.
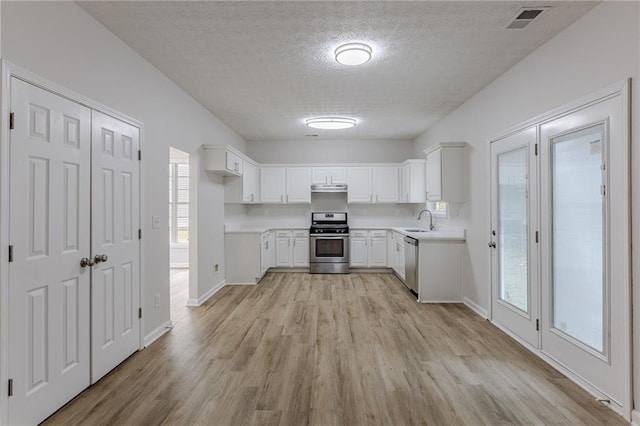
[225,192,433,229]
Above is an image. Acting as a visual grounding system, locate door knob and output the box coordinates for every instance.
[80,257,95,267]
[94,254,108,263]
[488,242,496,248]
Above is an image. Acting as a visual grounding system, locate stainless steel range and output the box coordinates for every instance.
[309,212,350,274]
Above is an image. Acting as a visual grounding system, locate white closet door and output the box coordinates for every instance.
[8,78,92,425]
[91,111,141,382]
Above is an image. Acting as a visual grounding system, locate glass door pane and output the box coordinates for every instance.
[498,147,528,312]
[551,124,605,353]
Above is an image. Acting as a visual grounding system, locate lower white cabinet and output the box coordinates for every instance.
[350,230,388,267]
[275,230,309,267]
[225,231,275,284]
[388,231,405,280]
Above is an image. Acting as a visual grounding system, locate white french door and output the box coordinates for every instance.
[490,127,539,347]
[8,79,141,424]
[490,84,630,416]
[539,94,629,410]
[8,77,92,426]
[91,111,141,383]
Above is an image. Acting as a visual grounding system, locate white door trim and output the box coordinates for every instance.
[0,60,146,425]
[486,79,631,420]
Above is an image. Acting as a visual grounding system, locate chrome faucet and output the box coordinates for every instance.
[417,209,435,231]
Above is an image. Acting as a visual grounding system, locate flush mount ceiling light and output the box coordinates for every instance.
[306,117,356,130]
[334,43,372,66]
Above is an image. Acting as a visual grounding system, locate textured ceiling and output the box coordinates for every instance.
[78,1,598,141]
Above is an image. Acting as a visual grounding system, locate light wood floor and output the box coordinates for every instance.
[45,272,625,425]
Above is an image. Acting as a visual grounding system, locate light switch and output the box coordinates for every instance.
[152,215,161,229]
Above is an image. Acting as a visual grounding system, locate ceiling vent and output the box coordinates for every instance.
[507,7,549,29]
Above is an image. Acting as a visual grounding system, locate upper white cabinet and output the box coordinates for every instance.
[260,167,311,204]
[372,167,399,203]
[242,162,259,203]
[347,168,373,203]
[203,145,245,176]
[424,143,467,202]
[312,167,347,185]
[400,159,427,203]
[261,167,286,203]
[286,167,312,203]
[347,167,399,203]
[225,159,260,204]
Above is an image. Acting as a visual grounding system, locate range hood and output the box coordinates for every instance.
[311,184,348,193]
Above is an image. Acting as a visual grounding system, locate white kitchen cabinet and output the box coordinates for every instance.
[350,231,369,267]
[292,231,310,267]
[347,167,399,203]
[368,231,388,267]
[390,231,405,280]
[418,240,464,303]
[347,168,373,203]
[225,159,260,204]
[350,230,388,267]
[286,167,312,203]
[400,159,427,203]
[242,161,259,203]
[372,167,399,203]
[312,167,347,185]
[275,230,292,266]
[261,167,286,203]
[203,145,245,177]
[424,142,467,202]
[260,231,274,275]
[225,231,272,284]
[275,230,309,267]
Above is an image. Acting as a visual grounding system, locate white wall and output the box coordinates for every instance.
[248,139,414,164]
[1,1,247,338]
[413,1,639,414]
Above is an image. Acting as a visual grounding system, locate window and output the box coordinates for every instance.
[427,200,448,218]
[169,162,189,244]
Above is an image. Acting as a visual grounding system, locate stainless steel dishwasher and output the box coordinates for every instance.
[404,236,419,294]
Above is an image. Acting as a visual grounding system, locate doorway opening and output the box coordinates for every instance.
[169,147,190,322]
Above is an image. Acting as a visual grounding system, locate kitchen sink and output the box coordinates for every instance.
[403,228,429,233]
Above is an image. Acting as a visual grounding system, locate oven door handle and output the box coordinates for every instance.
[310,235,349,238]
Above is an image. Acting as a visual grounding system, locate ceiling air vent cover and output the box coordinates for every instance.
[507,7,549,29]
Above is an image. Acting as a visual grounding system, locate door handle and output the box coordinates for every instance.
[488,242,496,248]
[80,257,95,268]
[94,254,108,263]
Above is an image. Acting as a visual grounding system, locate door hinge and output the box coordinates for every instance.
[138,307,142,319]
[536,319,540,331]
[534,143,538,156]
[138,229,142,240]
[535,231,539,243]
[9,112,14,130]
[601,185,606,196]
[8,379,13,397]
[138,150,142,161]
[8,245,13,262]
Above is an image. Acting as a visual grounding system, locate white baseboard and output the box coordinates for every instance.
[419,299,463,304]
[631,409,640,425]
[463,297,489,319]
[186,279,225,307]
[143,320,173,347]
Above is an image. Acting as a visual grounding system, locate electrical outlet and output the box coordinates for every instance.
[214,264,219,273]
[152,215,161,229]
[155,294,160,309]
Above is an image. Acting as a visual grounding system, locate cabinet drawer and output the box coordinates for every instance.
[369,230,387,238]
[275,230,292,238]
[293,230,309,237]
[351,230,368,237]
